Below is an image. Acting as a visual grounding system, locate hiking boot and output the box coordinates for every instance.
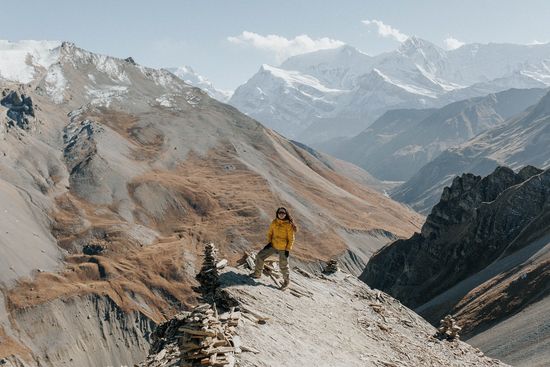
[280,279,290,290]
[249,271,261,279]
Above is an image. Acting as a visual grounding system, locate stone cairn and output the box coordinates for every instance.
[139,243,245,367]
[437,315,462,340]
[139,303,242,367]
[195,243,222,303]
[323,258,339,274]
[195,243,238,316]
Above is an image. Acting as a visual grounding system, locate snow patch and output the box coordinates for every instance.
[372,68,438,98]
[44,64,67,104]
[156,94,176,107]
[0,40,61,83]
[65,47,130,83]
[185,91,201,106]
[85,85,128,107]
[261,64,345,94]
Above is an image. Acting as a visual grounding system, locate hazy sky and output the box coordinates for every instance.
[2,0,550,90]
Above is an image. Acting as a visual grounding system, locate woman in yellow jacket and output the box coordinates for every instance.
[251,207,297,289]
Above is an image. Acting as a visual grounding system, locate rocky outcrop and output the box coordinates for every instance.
[1,90,35,130]
[362,166,549,309]
[361,166,550,365]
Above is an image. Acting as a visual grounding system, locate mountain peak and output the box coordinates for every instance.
[398,36,444,55]
[336,44,367,57]
[168,65,232,102]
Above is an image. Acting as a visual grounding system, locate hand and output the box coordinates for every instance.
[285,250,289,258]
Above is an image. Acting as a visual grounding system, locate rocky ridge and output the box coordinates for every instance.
[140,248,508,367]
[362,165,550,366]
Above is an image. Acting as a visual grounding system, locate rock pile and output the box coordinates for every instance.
[194,243,238,310]
[323,258,339,274]
[139,303,242,367]
[196,243,221,302]
[437,315,461,340]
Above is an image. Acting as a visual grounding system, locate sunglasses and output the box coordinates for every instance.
[277,211,287,215]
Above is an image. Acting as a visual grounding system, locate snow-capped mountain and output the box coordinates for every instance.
[229,64,346,138]
[279,44,374,89]
[167,65,232,102]
[229,37,550,144]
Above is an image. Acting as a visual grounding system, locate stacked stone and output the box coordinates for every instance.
[178,303,241,366]
[196,243,220,301]
[437,315,462,340]
[323,258,339,274]
[139,303,242,367]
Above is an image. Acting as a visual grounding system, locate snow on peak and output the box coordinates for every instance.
[257,64,344,93]
[168,65,232,102]
[0,40,62,83]
[281,44,371,71]
[398,36,445,56]
[170,65,206,85]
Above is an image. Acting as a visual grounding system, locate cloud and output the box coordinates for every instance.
[227,31,345,62]
[362,19,408,43]
[444,37,465,50]
[528,40,547,45]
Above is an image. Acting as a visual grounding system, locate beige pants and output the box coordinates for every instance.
[254,244,289,281]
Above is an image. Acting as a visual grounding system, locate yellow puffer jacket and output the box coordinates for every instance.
[267,218,295,251]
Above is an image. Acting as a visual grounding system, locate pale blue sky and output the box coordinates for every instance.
[2,0,549,90]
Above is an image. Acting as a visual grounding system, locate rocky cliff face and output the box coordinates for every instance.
[363,165,548,306]
[362,166,550,366]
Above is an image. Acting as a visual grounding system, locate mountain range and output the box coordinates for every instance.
[321,87,548,182]
[393,88,550,212]
[229,37,550,144]
[1,35,549,367]
[0,40,422,366]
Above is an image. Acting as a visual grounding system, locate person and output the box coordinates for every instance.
[251,207,297,289]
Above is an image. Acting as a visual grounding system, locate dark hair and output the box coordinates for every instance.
[276,207,297,232]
